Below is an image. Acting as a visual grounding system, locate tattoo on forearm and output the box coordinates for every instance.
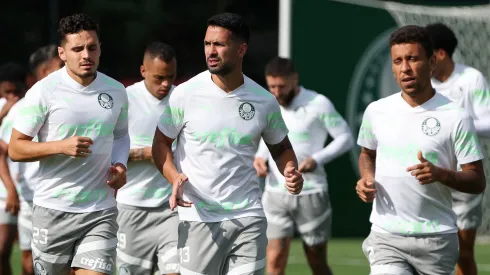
[267,137,293,160]
[128,148,145,161]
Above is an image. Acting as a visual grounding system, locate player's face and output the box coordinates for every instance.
[37,57,64,80]
[391,43,435,96]
[58,30,100,80]
[266,75,297,107]
[204,26,247,76]
[141,57,177,100]
[0,81,23,100]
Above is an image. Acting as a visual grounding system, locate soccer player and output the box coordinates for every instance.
[0,62,25,125]
[29,44,64,81]
[152,13,304,275]
[254,57,354,275]
[115,42,179,275]
[8,14,129,275]
[0,45,65,275]
[356,25,486,275]
[0,62,26,275]
[425,23,490,275]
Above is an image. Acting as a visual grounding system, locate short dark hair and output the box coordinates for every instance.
[144,42,176,63]
[389,25,434,58]
[58,13,100,45]
[207,13,250,43]
[425,23,458,58]
[29,44,59,73]
[0,62,27,93]
[265,57,296,77]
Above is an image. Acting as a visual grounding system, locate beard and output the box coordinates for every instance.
[207,62,233,76]
[277,88,296,107]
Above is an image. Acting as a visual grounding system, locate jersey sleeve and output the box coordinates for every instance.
[113,89,129,139]
[13,84,48,138]
[469,73,490,137]
[453,113,484,165]
[262,100,289,145]
[157,87,186,139]
[318,96,352,138]
[357,104,377,150]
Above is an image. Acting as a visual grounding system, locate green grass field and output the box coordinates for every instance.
[9,239,490,274]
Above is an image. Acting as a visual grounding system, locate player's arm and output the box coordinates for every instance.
[0,140,19,215]
[9,130,93,162]
[356,105,377,202]
[263,101,303,194]
[152,129,179,183]
[437,161,485,194]
[266,136,297,174]
[359,147,376,178]
[128,147,152,161]
[107,95,130,190]
[304,98,354,172]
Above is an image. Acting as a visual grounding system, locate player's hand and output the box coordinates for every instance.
[169,173,193,211]
[284,166,304,195]
[356,176,376,203]
[2,96,20,113]
[107,163,127,189]
[298,157,317,173]
[5,188,20,216]
[406,151,442,185]
[253,157,268,177]
[59,136,93,157]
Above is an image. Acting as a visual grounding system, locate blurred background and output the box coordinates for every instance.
[2,0,490,273]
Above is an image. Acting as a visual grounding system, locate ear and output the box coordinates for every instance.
[238,43,248,58]
[429,54,436,73]
[58,46,66,62]
[140,65,146,78]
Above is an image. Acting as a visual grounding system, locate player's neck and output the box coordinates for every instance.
[211,68,244,93]
[67,68,96,87]
[402,86,436,107]
[433,60,455,83]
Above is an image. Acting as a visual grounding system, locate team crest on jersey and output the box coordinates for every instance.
[118,266,131,275]
[98,93,114,109]
[239,102,255,120]
[421,117,441,136]
[34,260,47,275]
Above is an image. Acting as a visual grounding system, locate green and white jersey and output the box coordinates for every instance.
[358,92,483,236]
[0,97,36,202]
[157,71,289,222]
[13,67,129,213]
[116,80,175,207]
[256,87,353,195]
[432,63,490,171]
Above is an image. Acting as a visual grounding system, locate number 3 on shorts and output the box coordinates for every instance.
[32,227,48,244]
[179,247,190,263]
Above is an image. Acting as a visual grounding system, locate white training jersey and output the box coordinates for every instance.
[116,81,175,207]
[432,63,490,174]
[256,87,352,195]
[157,70,289,222]
[0,99,19,202]
[13,67,129,213]
[358,92,483,236]
[0,97,37,202]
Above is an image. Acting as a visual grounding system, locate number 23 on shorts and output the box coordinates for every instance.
[32,227,48,245]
